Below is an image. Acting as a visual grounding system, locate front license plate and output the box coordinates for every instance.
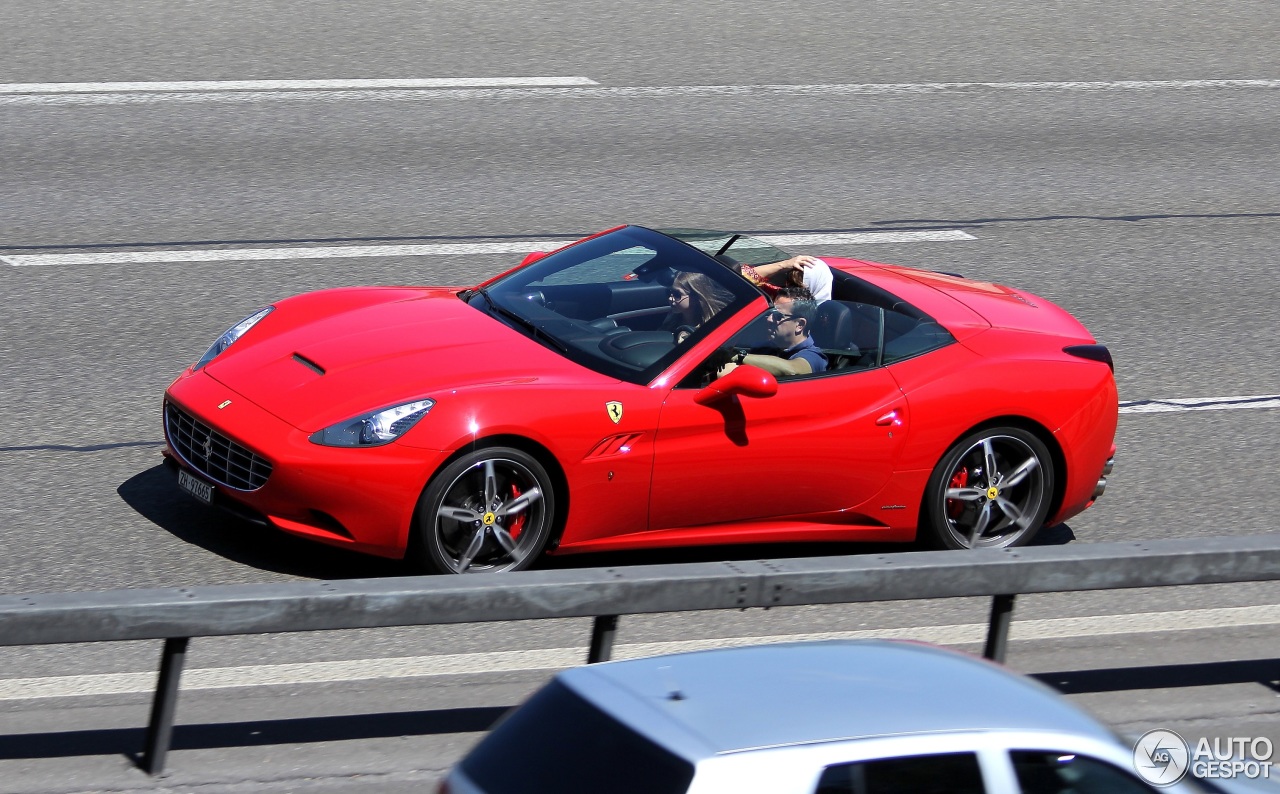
[177,469,214,505]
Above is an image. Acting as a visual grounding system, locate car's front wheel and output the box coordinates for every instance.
[416,447,556,574]
[922,426,1054,550]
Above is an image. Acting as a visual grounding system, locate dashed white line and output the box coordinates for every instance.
[4,79,1279,107]
[755,230,975,246]
[0,241,568,267]
[0,77,598,94]
[0,231,975,268]
[1119,395,1280,414]
[1,604,1276,700]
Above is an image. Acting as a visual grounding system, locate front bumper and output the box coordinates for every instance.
[163,370,448,558]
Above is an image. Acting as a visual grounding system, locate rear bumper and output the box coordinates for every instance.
[1050,374,1119,525]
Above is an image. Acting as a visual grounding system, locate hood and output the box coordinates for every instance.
[204,287,600,430]
[868,264,1095,341]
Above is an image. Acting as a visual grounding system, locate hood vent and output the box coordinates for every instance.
[292,353,326,376]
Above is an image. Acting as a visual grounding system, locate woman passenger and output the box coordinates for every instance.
[738,255,833,303]
[662,271,733,340]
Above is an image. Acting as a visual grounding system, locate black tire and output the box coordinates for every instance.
[921,426,1054,550]
[415,447,556,574]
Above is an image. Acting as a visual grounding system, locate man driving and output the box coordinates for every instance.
[719,287,828,378]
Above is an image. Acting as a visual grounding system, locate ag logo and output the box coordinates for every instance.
[1134,729,1190,786]
[605,401,624,424]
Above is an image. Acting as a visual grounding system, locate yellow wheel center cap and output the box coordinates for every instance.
[482,512,496,526]
[987,487,1000,500]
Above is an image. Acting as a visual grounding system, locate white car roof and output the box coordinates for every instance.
[558,640,1117,758]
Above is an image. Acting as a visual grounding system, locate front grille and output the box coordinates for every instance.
[165,402,273,490]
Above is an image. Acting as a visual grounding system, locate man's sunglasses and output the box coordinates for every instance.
[766,311,799,324]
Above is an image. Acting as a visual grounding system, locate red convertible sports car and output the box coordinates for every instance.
[163,225,1117,573]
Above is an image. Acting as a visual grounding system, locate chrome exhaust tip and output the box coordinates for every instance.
[1102,457,1114,476]
[1093,476,1107,500]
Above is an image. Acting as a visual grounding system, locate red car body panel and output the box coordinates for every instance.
[203,287,599,431]
[163,226,1117,563]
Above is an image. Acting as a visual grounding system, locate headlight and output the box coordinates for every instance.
[309,399,436,447]
[194,307,273,370]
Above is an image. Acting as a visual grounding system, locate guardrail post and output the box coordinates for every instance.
[141,637,189,775]
[587,615,619,663]
[983,594,1016,663]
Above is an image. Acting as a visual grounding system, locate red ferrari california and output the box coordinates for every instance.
[163,226,1117,573]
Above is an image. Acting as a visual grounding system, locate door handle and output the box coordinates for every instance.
[875,409,901,427]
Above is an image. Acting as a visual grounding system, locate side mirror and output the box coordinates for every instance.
[520,251,549,266]
[694,364,778,405]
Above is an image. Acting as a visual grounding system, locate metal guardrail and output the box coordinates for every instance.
[3,534,1280,774]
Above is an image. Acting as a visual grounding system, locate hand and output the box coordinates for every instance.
[780,255,822,271]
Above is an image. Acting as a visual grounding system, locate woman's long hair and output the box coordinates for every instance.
[672,271,732,325]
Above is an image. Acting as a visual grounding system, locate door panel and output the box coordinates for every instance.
[650,368,906,529]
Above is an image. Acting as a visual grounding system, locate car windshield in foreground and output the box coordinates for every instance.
[459,679,695,794]
[470,226,760,383]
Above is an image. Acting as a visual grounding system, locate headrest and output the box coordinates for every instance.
[813,301,855,350]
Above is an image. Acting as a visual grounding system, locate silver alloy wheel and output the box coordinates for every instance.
[935,432,1048,549]
[430,455,549,573]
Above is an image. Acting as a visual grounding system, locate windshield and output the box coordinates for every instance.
[460,679,695,794]
[470,226,761,383]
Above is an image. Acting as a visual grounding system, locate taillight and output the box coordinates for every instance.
[1064,344,1113,372]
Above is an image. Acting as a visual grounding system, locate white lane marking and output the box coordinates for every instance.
[1119,395,1280,414]
[0,241,570,267]
[4,79,1279,107]
[0,77,598,94]
[0,231,975,268]
[1,604,1277,700]
[754,230,975,246]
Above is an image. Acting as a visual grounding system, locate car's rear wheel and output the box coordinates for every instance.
[922,426,1054,550]
[416,447,556,574]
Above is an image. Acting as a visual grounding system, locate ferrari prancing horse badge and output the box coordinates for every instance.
[605,401,623,424]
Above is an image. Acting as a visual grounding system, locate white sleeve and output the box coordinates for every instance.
[803,260,834,303]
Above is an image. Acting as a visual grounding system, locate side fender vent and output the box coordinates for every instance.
[586,433,645,459]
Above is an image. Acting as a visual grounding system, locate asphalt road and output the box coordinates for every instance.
[1,2,1278,792]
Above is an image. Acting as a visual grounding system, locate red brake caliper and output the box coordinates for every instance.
[507,483,526,539]
[946,469,968,518]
